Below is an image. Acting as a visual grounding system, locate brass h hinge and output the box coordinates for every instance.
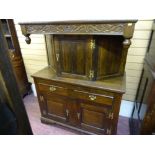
[56,53,59,61]
[90,39,95,49]
[89,70,94,79]
[106,128,112,135]
[108,112,114,120]
[40,95,44,102]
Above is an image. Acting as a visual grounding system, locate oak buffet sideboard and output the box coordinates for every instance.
[20,20,137,134]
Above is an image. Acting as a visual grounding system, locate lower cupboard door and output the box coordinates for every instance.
[80,102,110,134]
[45,94,68,123]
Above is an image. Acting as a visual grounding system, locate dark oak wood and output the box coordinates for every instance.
[0,19,31,97]
[0,22,33,134]
[32,67,125,135]
[19,20,136,135]
[20,20,136,80]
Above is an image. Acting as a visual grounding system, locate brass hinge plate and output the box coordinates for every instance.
[40,95,44,102]
[89,70,94,79]
[106,128,112,135]
[90,39,95,49]
[108,112,114,120]
[56,53,59,61]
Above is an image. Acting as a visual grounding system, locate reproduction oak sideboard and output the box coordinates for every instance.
[20,20,137,134]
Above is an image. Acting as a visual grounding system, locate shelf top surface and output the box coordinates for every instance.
[32,67,126,94]
[19,20,137,25]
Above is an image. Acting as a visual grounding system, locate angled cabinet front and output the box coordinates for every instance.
[53,35,94,80]
[51,34,130,81]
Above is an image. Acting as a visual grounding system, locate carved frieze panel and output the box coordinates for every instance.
[24,23,125,34]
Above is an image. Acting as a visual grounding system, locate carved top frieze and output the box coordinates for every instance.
[23,23,125,35]
[19,20,137,44]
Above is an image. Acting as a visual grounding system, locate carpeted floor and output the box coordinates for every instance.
[23,94,130,135]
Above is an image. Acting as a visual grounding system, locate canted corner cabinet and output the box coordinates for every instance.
[20,20,137,134]
[0,19,31,97]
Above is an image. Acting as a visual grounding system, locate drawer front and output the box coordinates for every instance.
[72,90,114,106]
[38,83,68,97]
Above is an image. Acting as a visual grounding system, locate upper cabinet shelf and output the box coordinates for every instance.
[19,20,137,81]
[19,20,137,44]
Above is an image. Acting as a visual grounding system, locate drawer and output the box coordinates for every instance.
[37,83,68,96]
[72,90,114,106]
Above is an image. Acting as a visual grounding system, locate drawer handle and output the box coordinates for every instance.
[77,113,80,120]
[66,109,69,117]
[49,86,56,92]
[89,95,96,101]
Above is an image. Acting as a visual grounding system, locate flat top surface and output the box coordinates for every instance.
[19,20,137,25]
[32,67,126,94]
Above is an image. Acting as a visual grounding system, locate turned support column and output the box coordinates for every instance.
[120,38,131,75]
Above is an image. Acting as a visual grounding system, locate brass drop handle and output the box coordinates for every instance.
[89,95,96,101]
[49,86,56,92]
[77,113,80,120]
[66,109,69,117]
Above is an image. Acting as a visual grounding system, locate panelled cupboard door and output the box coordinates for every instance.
[52,34,126,80]
[39,93,81,126]
[96,35,124,79]
[53,35,93,80]
[79,102,110,134]
[42,94,68,123]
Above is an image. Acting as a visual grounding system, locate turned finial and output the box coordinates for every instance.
[25,34,31,44]
[123,38,131,48]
